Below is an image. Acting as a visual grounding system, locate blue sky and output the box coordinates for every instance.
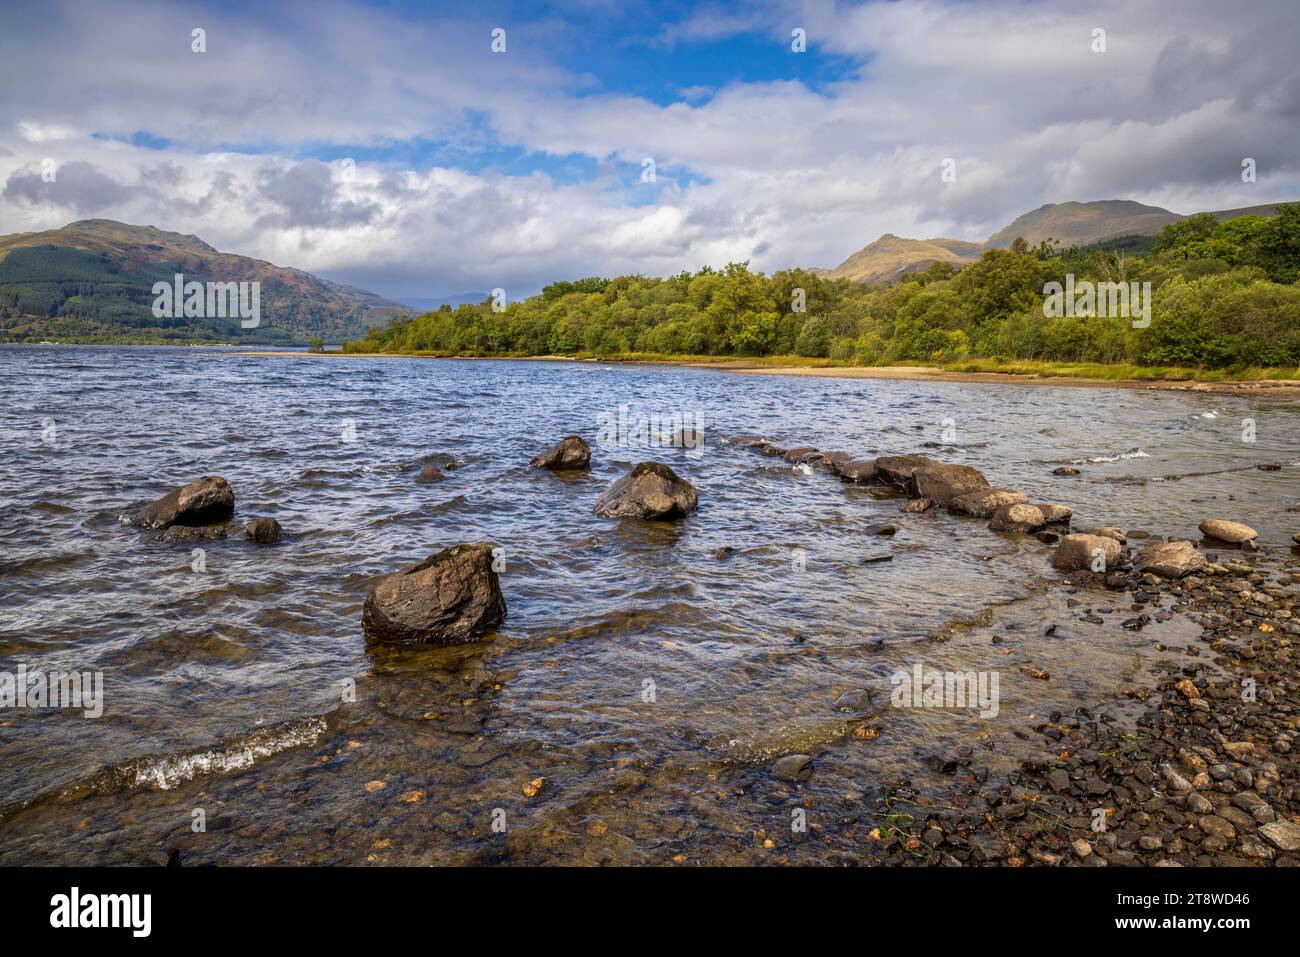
[2,0,1298,298]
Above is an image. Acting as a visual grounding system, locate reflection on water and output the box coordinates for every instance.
[1,346,1296,864]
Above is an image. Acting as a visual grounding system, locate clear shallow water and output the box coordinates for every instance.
[1,345,1298,864]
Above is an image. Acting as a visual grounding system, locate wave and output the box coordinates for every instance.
[0,714,333,822]
[1070,447,1149,464]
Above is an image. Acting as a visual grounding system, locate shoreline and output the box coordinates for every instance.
[231,350,1300,397]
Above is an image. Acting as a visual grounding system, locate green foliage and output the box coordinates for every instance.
[345,203,1300,370]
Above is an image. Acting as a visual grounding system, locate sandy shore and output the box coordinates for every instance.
[232,351,1300,397]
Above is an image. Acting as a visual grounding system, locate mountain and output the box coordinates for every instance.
[983,200,1182,249]
[0,220,406,344]
[810,234,984,285]
[819,199,1287,286]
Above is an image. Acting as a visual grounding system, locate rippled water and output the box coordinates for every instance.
[1,345,1298,864]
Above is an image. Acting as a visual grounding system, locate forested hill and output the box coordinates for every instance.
[0,220,403,344]
[346,205,1300,370]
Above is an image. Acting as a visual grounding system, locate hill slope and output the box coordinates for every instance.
[0,220,404,344]
[820,199,1288,286]
[812,234,984,285]
[982,199,1182,249]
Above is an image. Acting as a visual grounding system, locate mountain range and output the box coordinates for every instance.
[0,219,405,344]
[1,199,1289,344]
[815,199,1287,286]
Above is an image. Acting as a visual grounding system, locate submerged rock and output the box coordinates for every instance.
[245,517,282,544]
[362,544,506,645]
[874,455,936,489]
[135,476,234,529]
[1199,519,1258,544]
[594,462,698,520]
[838,458,878,484]
[866,523,897,536]
[949,488,1027,518]
[1134,540,1207,579]
[530,435,591,470]
[158,524,227,543]
[1052,466,1081,476]
[773,754,813,782]
[1051,534,1123,571]
[416,465,444,482]
[912,463,989,505]
[989,503,1047,533]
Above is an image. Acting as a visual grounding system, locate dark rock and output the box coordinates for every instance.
[244,517,282,544]
[838,458,878,484]
[158,524,227,543]
[866,523,897,536]
[135,476,234,529]
[773,754,813,782]
[530,435,591,470]
[594,462,698,520]
[362,544,506,645]
[874,455,936,490]
[1053,466,1081,476]
[949,488,1028,518]
[783,446,819,463]
[818,451,853,474]
[832,690,874,712]
[712,546,735,560]
[861,552,893,564]
[911,463,989,505]
[416,464,444,482]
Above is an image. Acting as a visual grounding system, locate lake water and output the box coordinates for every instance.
[1,345,1298,864]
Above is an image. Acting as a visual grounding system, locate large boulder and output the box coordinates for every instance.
[1135,540,1207,579]
[594,462,698,520]
[874,455,936,489]
[949,488,1028,518]
[530,435,591,470]
[912,464,988,505]
[1198,519,1258,544]
[362,544,506,645]
[135,476,234,529]
[838,458,878,484]
[1033,504,1073,525]
[989,503,1047,533]
[1051,534,1123,571]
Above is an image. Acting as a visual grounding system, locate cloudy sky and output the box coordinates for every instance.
[1,0,1298,300]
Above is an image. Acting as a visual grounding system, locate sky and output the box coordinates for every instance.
[1,0,1298,300]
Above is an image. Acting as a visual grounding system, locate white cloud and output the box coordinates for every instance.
[1,0,1297,297]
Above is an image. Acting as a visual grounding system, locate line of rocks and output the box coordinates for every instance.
[719,434,1300,865]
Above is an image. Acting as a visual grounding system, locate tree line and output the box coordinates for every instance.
[344,205,1300,370]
